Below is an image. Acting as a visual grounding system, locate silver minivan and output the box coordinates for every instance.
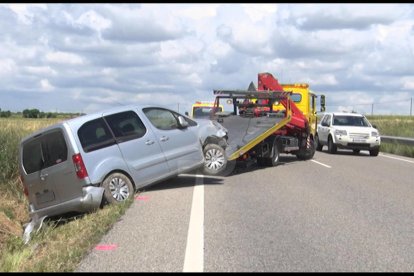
[19,104,228,243]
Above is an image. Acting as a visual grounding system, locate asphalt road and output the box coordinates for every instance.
[76,149,414,272]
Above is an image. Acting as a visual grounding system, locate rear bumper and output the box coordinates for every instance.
[23,186,104,243]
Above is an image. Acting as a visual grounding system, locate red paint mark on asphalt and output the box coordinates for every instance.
[135,195,149,201]
[95,244,118,251]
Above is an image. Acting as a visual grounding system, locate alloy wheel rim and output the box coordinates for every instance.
[205,148,225,171]
[109,177,130,201]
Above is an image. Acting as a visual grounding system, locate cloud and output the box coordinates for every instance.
[0,3,414,115]
[46,51,84,65]
[40,79,54,91]
[241,4,278,23]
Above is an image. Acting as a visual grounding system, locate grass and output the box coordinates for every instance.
[0,115,413,272]
[0,200,132,272]
[366,115,414,158]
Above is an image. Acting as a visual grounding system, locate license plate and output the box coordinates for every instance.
[353,139,366,143]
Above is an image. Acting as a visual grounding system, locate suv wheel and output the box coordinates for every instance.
[328,136,337,154]
[102,172,134,204]
[315,134,323,151]
[203,144,227,175]
[353,149,360,154]
[369,148,380,156]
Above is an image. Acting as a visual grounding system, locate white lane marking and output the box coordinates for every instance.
[183,174,204,272]
[379,153,414,164]
[311,159,332,168]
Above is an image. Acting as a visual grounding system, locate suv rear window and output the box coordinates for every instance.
[78,118,116,153]
[22,130,68,174]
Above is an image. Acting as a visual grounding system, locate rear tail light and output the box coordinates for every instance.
[72,153,88,179]
[20,175,29,197]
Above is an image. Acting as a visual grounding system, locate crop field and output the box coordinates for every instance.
[0,115,413,271]
[366,115,414,157]
[0,118,62,252]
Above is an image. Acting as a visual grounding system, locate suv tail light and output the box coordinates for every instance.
[72,153,88,179]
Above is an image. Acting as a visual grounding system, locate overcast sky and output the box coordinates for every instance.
[1,3,414,115]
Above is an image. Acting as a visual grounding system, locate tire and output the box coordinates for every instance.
[267,143,280,166]
[315,134,323,151]
[203,144,228,176]
[327,136,337,154]
[353,149,360,154]
[369,148,379,156]
[296,136,315,160]
[256,157,267,167]
[102,172,134,204]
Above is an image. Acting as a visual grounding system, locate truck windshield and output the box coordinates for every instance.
[332,115,370,127]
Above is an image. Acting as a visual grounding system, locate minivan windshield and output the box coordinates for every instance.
[332,115,370,127]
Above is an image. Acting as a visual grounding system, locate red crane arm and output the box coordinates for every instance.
[257,72,308,130]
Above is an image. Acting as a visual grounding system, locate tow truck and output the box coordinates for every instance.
[189,101,224,119]
[209,72,325,172]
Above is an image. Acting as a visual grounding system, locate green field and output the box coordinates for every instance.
[0,115,413,271]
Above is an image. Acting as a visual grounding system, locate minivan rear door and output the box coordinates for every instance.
[21,128,84,210]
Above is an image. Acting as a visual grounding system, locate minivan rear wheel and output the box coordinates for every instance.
[102,172,134,204]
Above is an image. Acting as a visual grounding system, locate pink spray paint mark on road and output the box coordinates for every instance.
[95,244,118,251]
[135,195,149,201]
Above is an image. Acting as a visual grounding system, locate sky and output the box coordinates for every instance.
[1,3,414,115]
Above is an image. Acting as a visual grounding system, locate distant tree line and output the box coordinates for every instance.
[0,108,85,119]
[22,109,57,118]
[0,108,11,118]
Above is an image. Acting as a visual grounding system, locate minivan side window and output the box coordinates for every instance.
[22,130,68,174]
[78,118,116,153]
[104,111,147,142]
[143,108,179,130]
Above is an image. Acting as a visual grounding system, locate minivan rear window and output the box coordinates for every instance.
[22,130,68,174]
[78,118,116,153]
[104,111,146,142]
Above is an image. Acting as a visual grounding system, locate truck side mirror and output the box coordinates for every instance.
[320,95,326,112]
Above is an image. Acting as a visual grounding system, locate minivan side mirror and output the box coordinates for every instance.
[178,116,189,129]
[321,121,329,127]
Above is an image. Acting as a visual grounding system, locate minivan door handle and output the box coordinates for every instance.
[40,173,49,181]
[145,140,155,145]
[160,136,169,142]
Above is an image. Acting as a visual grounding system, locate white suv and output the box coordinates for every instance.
[316,112,381,156]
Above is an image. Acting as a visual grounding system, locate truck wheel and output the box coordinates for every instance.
[256,157,267,167]
[203,144,228,175]
[102,172,134,204]
[315,134,323,151]
[267,143,280,166]
[369,148,379,156]
[328,136,337,154]
[296,136,315,160]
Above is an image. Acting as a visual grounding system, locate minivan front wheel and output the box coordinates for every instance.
[102,172,134,204]
[203,144,227,176]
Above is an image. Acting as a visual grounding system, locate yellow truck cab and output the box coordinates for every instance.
[272,83,318,136]
[191,101,223,119]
